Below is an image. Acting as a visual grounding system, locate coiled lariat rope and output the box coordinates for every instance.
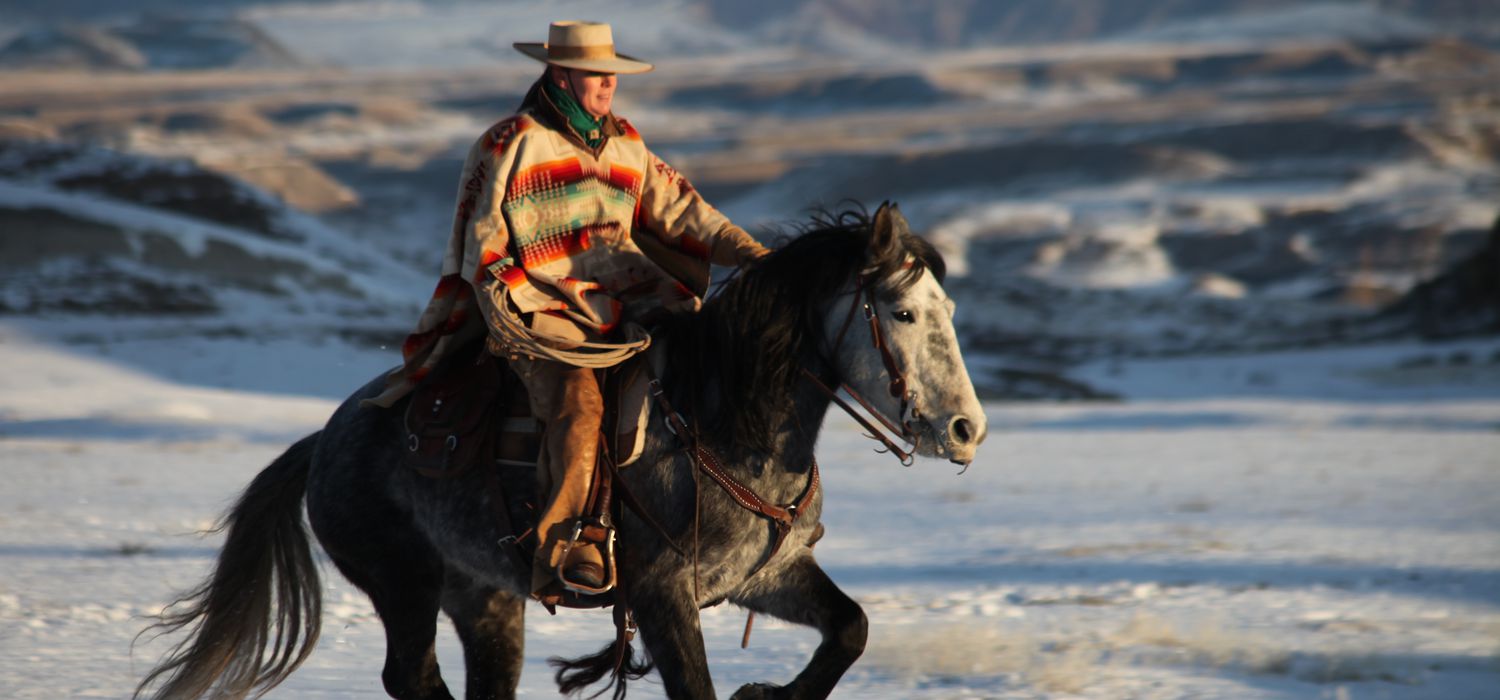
[485,289,651,367]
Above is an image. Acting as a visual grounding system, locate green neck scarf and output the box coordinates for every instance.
[544,79,605,149]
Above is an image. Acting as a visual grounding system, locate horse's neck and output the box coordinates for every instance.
[752,380,831,472]
[651,338,831,481]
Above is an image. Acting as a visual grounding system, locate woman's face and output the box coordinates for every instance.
[561,69,617,119]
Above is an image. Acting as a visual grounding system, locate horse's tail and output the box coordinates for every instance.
[549,625,654,700]
[134,432,323,700]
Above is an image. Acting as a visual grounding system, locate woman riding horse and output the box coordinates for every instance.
[135,204,987,700]
[364,20,766,597]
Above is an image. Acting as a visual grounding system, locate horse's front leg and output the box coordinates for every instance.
[633,579,718,699]
[728,554,867,700]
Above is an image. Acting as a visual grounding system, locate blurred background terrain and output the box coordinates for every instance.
[1,0,1497,399]
[3,4,1500,700]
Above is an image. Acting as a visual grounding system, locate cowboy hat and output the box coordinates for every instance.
[513,21,653,75]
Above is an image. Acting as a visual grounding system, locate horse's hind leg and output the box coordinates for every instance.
[729,554,867,700]
[323,546,455,700]
[441,568,526,700]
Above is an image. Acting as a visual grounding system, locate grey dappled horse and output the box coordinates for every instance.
[135,204,986,700]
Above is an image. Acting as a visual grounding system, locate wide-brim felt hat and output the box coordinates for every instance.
[514,21,654,75]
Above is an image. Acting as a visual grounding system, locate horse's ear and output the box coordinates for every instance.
[870,201,910,257]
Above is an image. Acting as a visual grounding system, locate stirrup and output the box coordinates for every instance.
[556,519,617,595]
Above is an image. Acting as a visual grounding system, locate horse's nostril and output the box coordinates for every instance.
[951,416,974,444]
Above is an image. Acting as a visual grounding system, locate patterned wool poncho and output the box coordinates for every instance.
[367,82,765,407]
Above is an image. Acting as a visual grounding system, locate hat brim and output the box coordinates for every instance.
[513,43,654,74]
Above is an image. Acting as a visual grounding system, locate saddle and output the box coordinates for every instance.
[400,338,653,608]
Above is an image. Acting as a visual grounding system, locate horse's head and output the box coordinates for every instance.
[671,203,985,463]
[824,203,987,465]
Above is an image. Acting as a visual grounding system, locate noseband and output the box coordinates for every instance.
[800,274,922,465]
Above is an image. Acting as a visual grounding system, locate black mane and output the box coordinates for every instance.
[658,206,946,453]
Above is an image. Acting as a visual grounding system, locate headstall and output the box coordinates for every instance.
[803,274,923,465]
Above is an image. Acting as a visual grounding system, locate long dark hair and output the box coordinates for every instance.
[658,203,945,453]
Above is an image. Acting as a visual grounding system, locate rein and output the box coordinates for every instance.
[799,370,916,466]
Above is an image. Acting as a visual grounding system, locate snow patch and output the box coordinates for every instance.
[1028,216,1176,289]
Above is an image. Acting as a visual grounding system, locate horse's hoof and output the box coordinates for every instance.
[730,682,783,700]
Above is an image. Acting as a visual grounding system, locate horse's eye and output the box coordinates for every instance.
[893,310,916,324]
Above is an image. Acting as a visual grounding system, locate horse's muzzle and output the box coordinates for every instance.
[943,413,986,465]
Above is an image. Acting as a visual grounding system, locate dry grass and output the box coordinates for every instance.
[864,622,1102,693]
[862,611,1444,693]
[1115,612,1293,674]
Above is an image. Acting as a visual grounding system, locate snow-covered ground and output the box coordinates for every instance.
[2,325,1497,699]
[3,1,1497,695]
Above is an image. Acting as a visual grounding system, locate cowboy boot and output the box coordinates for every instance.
[529,364,607,594]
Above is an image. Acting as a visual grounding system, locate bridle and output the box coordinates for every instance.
[800,273,923,466]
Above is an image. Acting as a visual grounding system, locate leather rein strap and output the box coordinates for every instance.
[799,369,916,466]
